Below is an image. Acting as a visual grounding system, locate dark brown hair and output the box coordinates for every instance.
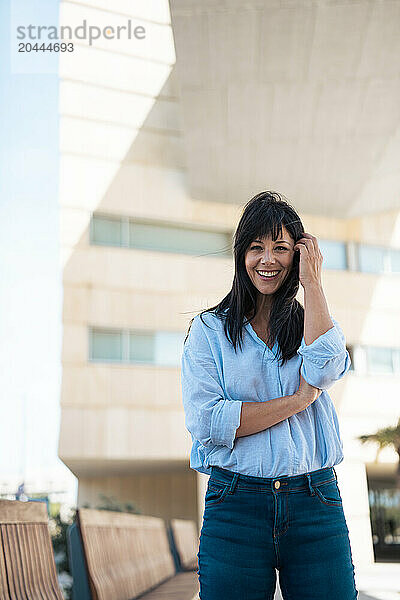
[185,191,305,365]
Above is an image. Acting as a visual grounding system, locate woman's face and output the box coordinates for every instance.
[245,225,295,296]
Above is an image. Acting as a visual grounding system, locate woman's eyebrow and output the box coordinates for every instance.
[252,239,292,244]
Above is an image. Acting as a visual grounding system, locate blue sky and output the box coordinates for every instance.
[0,0,76,496]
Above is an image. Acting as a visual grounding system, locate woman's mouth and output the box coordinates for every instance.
[256,269,281,281]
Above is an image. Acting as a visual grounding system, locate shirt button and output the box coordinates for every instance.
[274,481,280,489]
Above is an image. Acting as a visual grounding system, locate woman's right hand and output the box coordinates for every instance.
[294,374,322,411]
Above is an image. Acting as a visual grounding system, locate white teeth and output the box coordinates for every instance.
[257,270,279,277]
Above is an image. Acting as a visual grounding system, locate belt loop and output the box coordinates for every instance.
[305,473,315,496]
[333,466,338,481]
[228,473,239,494]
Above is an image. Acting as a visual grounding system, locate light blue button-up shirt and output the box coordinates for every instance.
[181,310,351,477]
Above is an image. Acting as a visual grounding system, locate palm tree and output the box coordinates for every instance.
[358,417,400,489]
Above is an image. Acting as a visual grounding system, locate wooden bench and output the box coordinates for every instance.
[0,499,64,600]
[169,518,199,572]
[74,508,199,600]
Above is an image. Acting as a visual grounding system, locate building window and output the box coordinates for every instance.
[154,331,185,366]
[319,240,347,270]
[391,349,400,374]
[129,331,154,363]
[348,345,400,375]
[359,245,388,274]
[129,221,231,257]
[389,249,400,274]
[90,214,400,273]
[89,327,185,366]
[366,346,394,374]
[91,215,125,247]
[90,329,123,361]
[91,214,231,257]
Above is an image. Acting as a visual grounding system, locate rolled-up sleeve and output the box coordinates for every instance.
[181,317,242,449]
[297,317,351,390]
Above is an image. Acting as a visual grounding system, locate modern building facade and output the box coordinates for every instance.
[58,0,400,568]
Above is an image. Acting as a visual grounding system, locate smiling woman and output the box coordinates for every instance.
[245,228,294,291]
[181,191,357,600]
[198,190,307,362]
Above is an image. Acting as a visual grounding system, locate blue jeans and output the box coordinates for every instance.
[197,465,358,600]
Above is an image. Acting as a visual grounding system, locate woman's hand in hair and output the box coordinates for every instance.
[293,232,323,289]
[294,374,322,412]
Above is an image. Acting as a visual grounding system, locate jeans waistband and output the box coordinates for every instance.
[210,465,337,494]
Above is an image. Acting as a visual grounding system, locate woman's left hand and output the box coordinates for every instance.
[293,232,323,289]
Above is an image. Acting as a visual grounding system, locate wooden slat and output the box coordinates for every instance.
[139,571,199,600]
[78,508,176,600]
[78,509,167,528]
[170,519,199,571]
[18,524,37,600]
[0,528,11,600]
[0,500,64,600]
[4,524,22,600]
[0,501,48,524]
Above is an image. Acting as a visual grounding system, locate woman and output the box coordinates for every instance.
[181,192,358,600]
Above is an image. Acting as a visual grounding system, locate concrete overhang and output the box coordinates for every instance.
[170,0,400,217]
[61,458,190,478]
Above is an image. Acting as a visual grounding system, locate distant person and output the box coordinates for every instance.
[181,191,358,599]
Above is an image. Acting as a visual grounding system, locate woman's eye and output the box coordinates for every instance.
[250,245,288,251]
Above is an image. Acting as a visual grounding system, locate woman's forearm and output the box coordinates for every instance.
[235,394,305,439]
[235,375,322,439]
[303,282,333,345]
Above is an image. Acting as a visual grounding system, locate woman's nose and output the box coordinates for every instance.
[261,250,275,264]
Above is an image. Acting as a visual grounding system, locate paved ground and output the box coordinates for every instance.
[272,562,400,600]
[193,562,400,599]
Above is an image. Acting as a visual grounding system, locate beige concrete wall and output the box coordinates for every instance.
[78,468,198,525]
[58,0,399,565]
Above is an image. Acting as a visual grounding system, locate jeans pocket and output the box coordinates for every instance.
[204,481,230,506]
[313,479,343,507]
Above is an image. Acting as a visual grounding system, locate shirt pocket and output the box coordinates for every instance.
[222,350,266,401]
[224,367,267,401]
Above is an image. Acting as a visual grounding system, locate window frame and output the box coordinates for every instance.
[90,212,232,258]
[89,326,184,367]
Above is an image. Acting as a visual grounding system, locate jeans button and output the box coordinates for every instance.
[274,481,280,489]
